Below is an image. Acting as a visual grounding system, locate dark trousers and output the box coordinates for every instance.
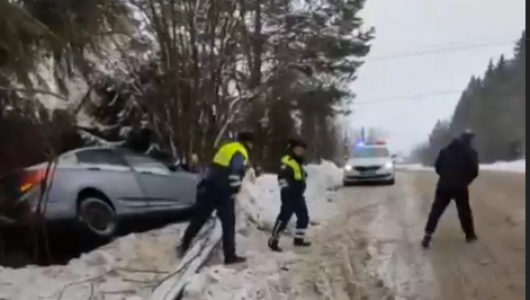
[181,188,236,258]
[271,193,309,240]
[425,186,476,237]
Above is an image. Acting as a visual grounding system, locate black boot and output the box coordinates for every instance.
[421,234,432,249]
[466,234,478,243]
[224,255,247,265]
[268,238,282,252]
[294,238,311,247]
[176,241,190,258]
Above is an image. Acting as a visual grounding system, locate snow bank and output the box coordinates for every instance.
[182,161,344,300]
[396,164,433,171]
[480,159,526,173]
[0,161,344,300]
[0,224,186,300]
[400,159,526,174]
[242,160,343,231]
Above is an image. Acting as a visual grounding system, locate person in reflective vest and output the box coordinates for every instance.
[268,138,311,252]
[178,131,254,265]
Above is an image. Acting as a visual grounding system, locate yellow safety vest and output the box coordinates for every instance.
[212,142,249,167]
[281,155,304,181]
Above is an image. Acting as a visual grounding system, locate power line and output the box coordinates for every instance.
[407,34,522,49]
[352,36,522,105]
[367,39,518,62]
[354,90,463,105]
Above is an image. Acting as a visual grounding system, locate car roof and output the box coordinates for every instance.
[60,146,119,157]
[60,146,151,158]
[354,144,389,149]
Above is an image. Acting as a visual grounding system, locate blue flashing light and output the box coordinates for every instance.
[354,140,387,149]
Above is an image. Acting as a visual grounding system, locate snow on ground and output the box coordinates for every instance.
[480,159,526,173]
[396,164,433,172]
[243,161,343,231]
[0,161,344,300]
[182,161,344,300]
[399,159,526,174]
[0,224,186,300]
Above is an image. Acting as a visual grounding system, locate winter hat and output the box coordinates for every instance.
[236,131,255,143]
[460,129,475,140]
[287,138,307,149]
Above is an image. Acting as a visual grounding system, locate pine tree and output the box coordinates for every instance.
[418,29,526,163]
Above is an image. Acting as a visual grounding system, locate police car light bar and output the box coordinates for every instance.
[355,140,386,147]
[355,141,366,147]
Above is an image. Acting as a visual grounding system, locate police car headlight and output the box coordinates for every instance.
[383,161,394,169]
[344,165,352,171]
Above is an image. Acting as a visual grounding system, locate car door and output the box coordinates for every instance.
[167,171,198,206]
[74,149,149,211]
[120,152,193,209]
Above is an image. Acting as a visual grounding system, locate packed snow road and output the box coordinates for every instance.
[279,170,526,300]
[188,169,525,300]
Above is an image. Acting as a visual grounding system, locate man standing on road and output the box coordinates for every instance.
[268,138,311,252]
[422,130,479,248]
[177,131,254,265]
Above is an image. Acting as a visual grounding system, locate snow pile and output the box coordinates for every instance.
[182,161,344,300]
[242,160,343,231]
[400,159,526,174]
[183,251,298,300]
[480,159,526,173]
[0,224,186,300]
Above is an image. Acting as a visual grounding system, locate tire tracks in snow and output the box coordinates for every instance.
[413,171,526,300]
[179,170,525,300]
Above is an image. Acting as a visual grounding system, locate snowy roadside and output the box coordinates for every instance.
[398,159,526,174]
[181,161,344,300]
[0,161,343,300]
[479,159,526,173]
[0,224,186,300]
[242,162,343,231]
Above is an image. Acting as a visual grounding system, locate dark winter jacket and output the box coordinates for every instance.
[435,138,479,189]
[278,152,307,200]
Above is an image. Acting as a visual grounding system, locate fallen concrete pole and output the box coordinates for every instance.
[148,176,258,300]
[148,218,222,300]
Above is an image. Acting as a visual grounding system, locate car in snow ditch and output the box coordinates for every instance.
[0,147,199,238]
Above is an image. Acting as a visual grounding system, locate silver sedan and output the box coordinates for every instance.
[0,147,198,237]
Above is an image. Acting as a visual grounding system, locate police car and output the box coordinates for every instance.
[343,141,396,186]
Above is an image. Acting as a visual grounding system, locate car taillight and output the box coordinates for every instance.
[19,169,50,194]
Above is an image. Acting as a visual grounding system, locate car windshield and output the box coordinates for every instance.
[352,147,390,158]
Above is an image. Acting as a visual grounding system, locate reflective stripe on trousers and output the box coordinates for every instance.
[294,228,307,239]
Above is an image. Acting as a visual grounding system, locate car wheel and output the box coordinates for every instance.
[78,197,117,238]
[387,179,396,185]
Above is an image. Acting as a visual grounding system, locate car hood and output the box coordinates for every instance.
[347,157,392,167]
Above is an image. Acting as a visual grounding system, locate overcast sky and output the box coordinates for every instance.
[349,0,526,154]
